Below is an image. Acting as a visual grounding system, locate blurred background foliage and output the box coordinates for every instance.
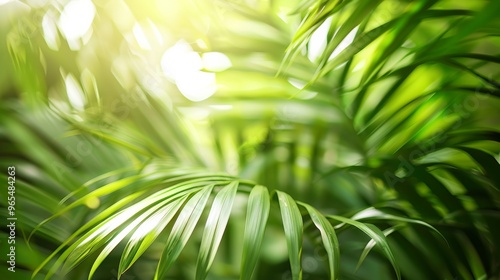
[0,0,499,279]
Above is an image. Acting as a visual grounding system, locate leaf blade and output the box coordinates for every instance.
[329,215,401,280]
[299,202,340,280]
[196,181,239,280]
[240,185,270,280]
[117,196,188,277]
[155,185,214,280]
[277,191,303,280]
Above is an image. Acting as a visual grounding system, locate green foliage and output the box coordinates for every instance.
[0,0,499,279]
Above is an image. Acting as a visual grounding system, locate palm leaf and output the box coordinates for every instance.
[240,185,270,280]
[277,191,303,280]
[196,181,239,279]
[155,185,214,280]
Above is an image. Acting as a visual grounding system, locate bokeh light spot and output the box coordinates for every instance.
[132,23,151,50]
[58,0,95,48]
[42,10,60,50]
[65,73,85,110]
[202,52,232,72]
[161,40,218,102]
[176,70,216,102]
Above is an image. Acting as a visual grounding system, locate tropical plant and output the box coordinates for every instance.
[0,0,499,279]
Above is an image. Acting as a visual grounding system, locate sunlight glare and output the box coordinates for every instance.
[0,0,14,5]
[209,104,233,110]
[202,52,232,72]
[65,73,85,110]
[161,40,218,102]
[179,107,210,120]
[307,17,331,62]
[133,23,151,50]
[176,70,216,102]
[329,27,358,59]
[161,40,202,81]
[42,10,59,50]
[148,19,164,46]
[58,0,95,48]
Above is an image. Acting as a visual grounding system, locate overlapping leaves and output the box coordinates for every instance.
[32,172,431,280]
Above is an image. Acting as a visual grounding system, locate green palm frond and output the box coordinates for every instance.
[30,170,416,280]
